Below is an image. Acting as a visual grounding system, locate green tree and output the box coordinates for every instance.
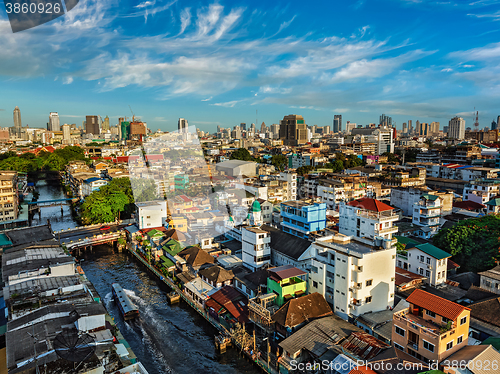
[271,154,288,171]
[382,152,400,164]
[296,165,314,175]
[230,148,254,161]
[433,215,500,273]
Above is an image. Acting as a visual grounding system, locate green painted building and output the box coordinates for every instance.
[267,265,307,307]
[174,174,189,191]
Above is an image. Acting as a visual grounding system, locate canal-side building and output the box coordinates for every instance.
[136,200,168,229]
[0,171,18,223]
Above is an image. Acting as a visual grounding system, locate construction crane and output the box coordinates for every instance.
[128,105,135,122]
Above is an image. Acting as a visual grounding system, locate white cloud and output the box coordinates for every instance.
[63,76,74,84]
[211,100,240,107]
[179,8,191,34]
[201,96,213,101]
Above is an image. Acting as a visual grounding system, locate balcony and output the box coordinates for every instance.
[375,226,399,235]
[394,311,456,341]
[356,209,398,221]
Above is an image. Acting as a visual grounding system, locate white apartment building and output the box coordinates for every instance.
[317,178,376,211]
[412,194,442,239]
[136,200,168,229]
[308,234,396,321]
[351,127,394,155]
[241,226,271,271]
[463,179,500,205]
[396,243,451,287]
[449,117,465,140]
[339,198,399,241]
[278,171,297,201]
[478,266,500,295]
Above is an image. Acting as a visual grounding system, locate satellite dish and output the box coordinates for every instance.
[53,330,96,363]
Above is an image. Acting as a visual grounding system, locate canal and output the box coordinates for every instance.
[34,178,260,374]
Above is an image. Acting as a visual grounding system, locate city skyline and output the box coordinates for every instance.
[1,0,500,132]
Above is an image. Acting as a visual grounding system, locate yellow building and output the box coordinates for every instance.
[168,215,188,232]
[0,171,18,222]
[392,289,471,364]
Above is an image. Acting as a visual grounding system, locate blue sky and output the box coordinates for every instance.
[1,0,500,133]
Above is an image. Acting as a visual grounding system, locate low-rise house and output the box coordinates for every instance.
[205,285,248,330]
[395,267,427,292]
[441,345,500,374]
[177,245,215,272]
[392,289,471,364]
[81,176,109,197]
[136,201,168,229]
[183,277,215,307]
[412,194,442,239]
[478,265,500,294]
[278,315,362,372]
[396,243,451,287]
[280,200,327,239]
[467,295,500,341]
[267,265,307,307]
[272,292,333,338]
[198,265,234,288]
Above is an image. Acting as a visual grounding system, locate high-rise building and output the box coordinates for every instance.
[380,114,392,127]
[85,115,99,135]
[102,116,110,132]
[496,116,500,130]
[323,125,330,135]
[13,106,21,136]
[270,124,280,138]
[178,118,188,133]
[449,117,466,140]
[430,121,440,136]
[345,121,356,134]
[48,112,60,132]
[333,115,342,133]
[279,114,307,146]
[260,122,267,133]
[240,123,246,131]
[402,122,407,135]
[62,124,71,144]
[408,120,413,135]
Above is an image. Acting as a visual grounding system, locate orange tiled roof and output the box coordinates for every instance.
[348,197,394,212]
[406,289,470,321]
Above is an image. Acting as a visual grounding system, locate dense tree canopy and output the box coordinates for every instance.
[0,146,88,172]
[271,154,288,171]
[433,214,500,273]
[230,148,256,162]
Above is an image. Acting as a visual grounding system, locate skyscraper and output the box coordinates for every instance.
[86,115,100,135]
[492,121,497,131]
[279,114,307,146]
[449,117,466,140]
[408,120,413,135]
[102,116,110,132]
[13,106,21,136]
[430,121,440,136]
[380,114,392,127]
[178,118,188,133]
[496,116,500,131]
[402,122,407,135]
[62,124,71,144]
[48,112,60,132]
[271,124,280,138]
[333,115,342,133]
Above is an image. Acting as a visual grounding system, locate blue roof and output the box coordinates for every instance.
[124,225,140,234]
[84,177,104,183]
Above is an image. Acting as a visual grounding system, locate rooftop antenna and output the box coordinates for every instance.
[474,107,479,131]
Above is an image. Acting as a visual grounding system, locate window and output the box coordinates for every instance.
[446,341,453,350]
[146,216,151,219]
[419,268,424,275]
[442,316,450,323]
[366,279,373,287]
[457,335,463,344]
[312,281,318,288]
[394,343,405,351]
[460,316,467,325]
[426,270,430,277]
[426,310,436,318]
[365,296,372,303]
[423,340,435,353]
[426,257,431,264]
[391,277,395,282]
[311,266,318,274]
[395,326,405,337]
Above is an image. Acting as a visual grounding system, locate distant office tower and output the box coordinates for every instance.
[323,125,330,135]
[231,126,242,139]
[62,124,71,144]
[279,114,307,146]
[102,116,110,132]
[311,125,318,134]
[13,106,21,136]
[418,122,427,136]
[402,122,407,135]
[430,121,440,135]
[48,112,60,132]
[408,120,413,135]
[380,114,392,127]
[178,118,188,133]
[240,123,246,131]
[346,121,356,134]
[333,115,342,133]
[86,115,100,135]
[449,117,466,140]
[260,122,267,133]
[496,116,500,130]
[271,124,280,138]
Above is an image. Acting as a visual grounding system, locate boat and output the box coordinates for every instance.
[166,291,181,304]
[111,283,140,321]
